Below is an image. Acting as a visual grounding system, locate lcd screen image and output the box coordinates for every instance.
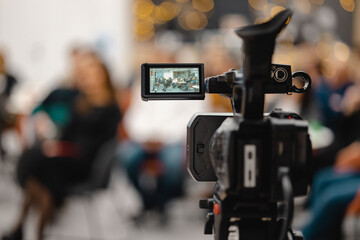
[149,68,200,93]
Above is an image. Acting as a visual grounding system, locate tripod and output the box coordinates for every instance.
[199,168,304,240]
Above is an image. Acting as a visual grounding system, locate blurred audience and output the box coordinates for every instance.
[300,46,360,240]
[1,49,120,240]
[117,44,209,224]
[302,140,360,240]
[310,60,354,168]
[269,42,357,171]
[124,39,360,238]
[2,24,360,240]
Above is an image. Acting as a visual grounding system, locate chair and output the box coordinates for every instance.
[67,138,118,193]
[65,138,118,239]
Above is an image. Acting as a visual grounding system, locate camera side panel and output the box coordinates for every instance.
[187,113,232,182]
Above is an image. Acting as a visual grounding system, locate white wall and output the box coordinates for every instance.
[0,0,133,113]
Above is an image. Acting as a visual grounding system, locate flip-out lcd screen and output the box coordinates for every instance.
[141,63,204,101]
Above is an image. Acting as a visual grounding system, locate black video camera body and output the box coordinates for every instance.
[187,109,311,200]
[141,9,312,240]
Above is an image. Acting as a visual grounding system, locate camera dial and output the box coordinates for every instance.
[272,67,288,82]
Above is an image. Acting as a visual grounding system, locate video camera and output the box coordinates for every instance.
[141,9,312,240]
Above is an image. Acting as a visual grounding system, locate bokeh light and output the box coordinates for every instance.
[132,0,357,44]
[322,58,337,79]
[315,6,337,31]
[152,2,179,24]
[178,10,208,30]
[248,0,268,11]
[178,12,190,30]
[278,31,295,50]
[162,1,180,17]
[133,0,155,19]
[334,41,350,62]
[134,20,155,41]
[271,5,285,17]
[293,0,311,14]
[192,0,214,13]
[316,41,332,59]
[339,0,355,12]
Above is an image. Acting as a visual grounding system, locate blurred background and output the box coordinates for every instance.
[0,0,360,239]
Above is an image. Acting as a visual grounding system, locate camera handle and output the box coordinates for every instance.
[205,68,312,117]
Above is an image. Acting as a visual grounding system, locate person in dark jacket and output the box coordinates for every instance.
[2,51,120,240]
[302,83,360,240]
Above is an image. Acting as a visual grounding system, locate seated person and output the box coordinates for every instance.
[116,77,209,223]
[301,84,360,240]
[2,50,120,240]
[302,141,360,240]
[118,141,184,223]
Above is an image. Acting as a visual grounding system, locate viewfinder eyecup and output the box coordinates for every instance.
[234,9,293,120]
[235,9,293,56]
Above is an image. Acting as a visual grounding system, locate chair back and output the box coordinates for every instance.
[68,138,117,193]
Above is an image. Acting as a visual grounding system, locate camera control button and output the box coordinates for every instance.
[213,203,221,215]
[197,144,205,153]
[199,199,214,209]
[274,67,288,82]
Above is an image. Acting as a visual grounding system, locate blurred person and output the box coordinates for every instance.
[118,88,187,223]
[118,140,184,224]
[263,44,360,239]
[1,50,120,240]
[117,44,210,224]
[0,51,18,160]
[301,142,360,240]
[315,61,352,132]
[311,57,359,172]
[301,80,360,240]
[337,48,360,219]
